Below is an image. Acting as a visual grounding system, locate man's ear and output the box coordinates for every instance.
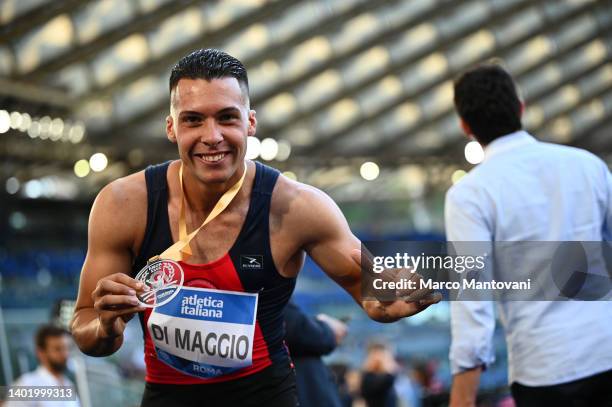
[166,115,176,143]
[36,348,45,364]
[247,109,257,137]
[520,100,525,117]
[460,119,473,139]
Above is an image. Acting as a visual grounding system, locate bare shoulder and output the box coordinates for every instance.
[89,170,148,252]
[271,174,349,247]
[271,173,324,206]
[271,174,336,219]
[94,170,146,216]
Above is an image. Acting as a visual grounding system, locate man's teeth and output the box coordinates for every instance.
[200,153,226,162]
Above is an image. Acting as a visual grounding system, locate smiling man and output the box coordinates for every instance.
[70,49,439,407]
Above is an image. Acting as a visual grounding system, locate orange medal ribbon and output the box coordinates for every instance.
[149,161,247,263]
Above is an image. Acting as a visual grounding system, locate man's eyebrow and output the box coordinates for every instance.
[178,107,241,117]
[178,111,204,117]
[217,107,241,115]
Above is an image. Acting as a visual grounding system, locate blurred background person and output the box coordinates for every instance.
[361,342,399,407]
[446,63,612,407]
[284,301,348,407]
[5,324,80,407]
[394,358,446,407]
[346,367,366,407]
[329,363,356,407]
[393,359,422,407]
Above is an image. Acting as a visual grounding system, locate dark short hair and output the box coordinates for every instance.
[453,63,522,145]
[169,48,249,97]
[35,325,68,350]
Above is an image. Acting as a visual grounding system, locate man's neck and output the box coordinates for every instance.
[181,164,245,214]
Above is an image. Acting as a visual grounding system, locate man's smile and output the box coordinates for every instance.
[193,152,229,164]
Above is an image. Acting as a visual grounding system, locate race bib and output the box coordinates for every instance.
[147,286,258,379]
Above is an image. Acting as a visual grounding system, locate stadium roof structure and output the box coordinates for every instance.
[1,0,611,200]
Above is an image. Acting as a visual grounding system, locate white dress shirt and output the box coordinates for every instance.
[445,130,612,386]
[5,366,80,407]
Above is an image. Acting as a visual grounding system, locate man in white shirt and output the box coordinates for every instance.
[445,63,612,407]
[5,325,80,407]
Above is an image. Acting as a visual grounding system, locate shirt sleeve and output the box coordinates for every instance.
[602,162,612,241]
[445,184,496,374]
[284,301,336,357]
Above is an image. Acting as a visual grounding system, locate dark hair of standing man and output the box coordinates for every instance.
[453,63,523,146]
[168,48,249,99]
[35,324,68,350]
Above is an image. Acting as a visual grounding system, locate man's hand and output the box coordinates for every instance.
[351,249,442,322]
[92,273,147,339]
[316,314,348,345]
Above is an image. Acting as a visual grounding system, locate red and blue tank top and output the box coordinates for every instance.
[132,161,296,384]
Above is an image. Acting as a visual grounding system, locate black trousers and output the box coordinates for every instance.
[511,369,612,407]
[141,364,298,407]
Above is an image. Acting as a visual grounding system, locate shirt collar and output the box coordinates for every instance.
[36,365,67,385]
[483,130,536,161]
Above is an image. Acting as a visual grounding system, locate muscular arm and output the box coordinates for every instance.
[274,177,439,322]
[71,175,146,356]
[297,186,364,303]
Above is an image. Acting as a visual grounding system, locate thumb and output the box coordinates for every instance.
[417,292,443,306]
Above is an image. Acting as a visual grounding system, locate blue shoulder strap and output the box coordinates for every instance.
[133,161,172,273]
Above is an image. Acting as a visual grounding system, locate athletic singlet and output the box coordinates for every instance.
[132,161,296,384]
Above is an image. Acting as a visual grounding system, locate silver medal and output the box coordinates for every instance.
[135,259,184,308]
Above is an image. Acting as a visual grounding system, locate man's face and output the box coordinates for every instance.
[166,77,256,185]
[38,335,70,374]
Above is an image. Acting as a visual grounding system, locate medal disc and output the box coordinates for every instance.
[135,259,184,308]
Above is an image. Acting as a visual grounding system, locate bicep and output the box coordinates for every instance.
[74,186,137,311]
[300,189,361,297]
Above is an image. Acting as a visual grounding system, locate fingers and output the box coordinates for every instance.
[397,282,442,304]
[92,273,149,314]
[114,305,147,316]
[107,273,146,292]
[94,279,136,298]
[364,291,443,322]
[98,305,145,338]
[98,304,146,325]
[356,246,442,321]
[418,291,443,306]
[393,269,420,298]
[98,305,145,328]
[92,274,148,301]
[411,296,440,314]
[94,294,139,310]
[90,273,148,340]
[400,292,442,315]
